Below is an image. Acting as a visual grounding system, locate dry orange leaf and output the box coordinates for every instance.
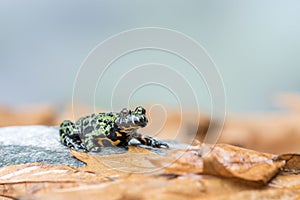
[70,146,169,178]
[23,174,265,200]
[204,188,300,199]
[201,144,286,185]
[269,173,300,190]
[0,163,108,199]
[161,148,203,174]
[23,175,205,200]
[71,144,295,185]
[274,154,300,173]
[1,143,300,199]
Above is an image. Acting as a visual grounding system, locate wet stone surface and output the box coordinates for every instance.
[0,126,185,168]
[0,126,85,167]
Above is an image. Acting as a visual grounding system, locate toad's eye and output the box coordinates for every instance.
[135,106,145,115]
[120,108,130,117]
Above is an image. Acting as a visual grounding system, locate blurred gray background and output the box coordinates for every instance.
[1,0,299,112]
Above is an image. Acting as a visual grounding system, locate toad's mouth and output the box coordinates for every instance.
[132,115,148,127]
[116,115,148,128]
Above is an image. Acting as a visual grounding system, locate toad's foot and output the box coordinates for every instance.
[130,133,169,148]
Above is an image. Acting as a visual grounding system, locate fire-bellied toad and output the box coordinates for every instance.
[59,106,168,152]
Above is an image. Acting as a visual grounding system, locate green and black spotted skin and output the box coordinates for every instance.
[59,106,168,152]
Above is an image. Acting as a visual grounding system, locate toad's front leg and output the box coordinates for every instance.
[130,132,169,148]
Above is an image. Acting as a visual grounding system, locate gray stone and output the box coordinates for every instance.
[0,126,85,168]
[0,126,188,168]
